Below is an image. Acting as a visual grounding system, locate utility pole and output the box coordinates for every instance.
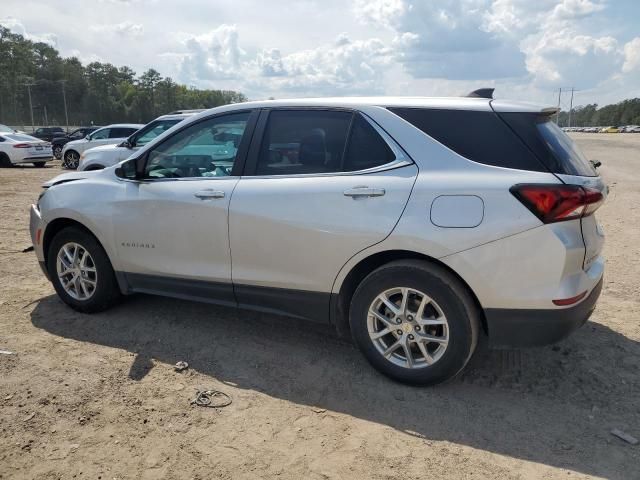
[44,105,48,126]
[568,87,575,128]
[60,80,69,133]
[556,87,562,124]
[25,81,35,132]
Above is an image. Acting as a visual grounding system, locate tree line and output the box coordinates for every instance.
[0,25,247,128]
[557,98,640,127]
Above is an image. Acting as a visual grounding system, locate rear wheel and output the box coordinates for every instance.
[47,227,121,313]
[349,260,479,386]
[0,153,12,168]
[63,150,80,169]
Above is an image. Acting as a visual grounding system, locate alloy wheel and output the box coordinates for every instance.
[367,287,449,369]
[56,242,97,300]
[65,151,79,169]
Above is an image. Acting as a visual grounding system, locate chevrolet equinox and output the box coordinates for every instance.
[30,90,606,385]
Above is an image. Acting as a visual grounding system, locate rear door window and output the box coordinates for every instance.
[255,110,352,175]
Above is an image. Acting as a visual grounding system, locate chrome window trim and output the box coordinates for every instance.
[116,174,240,184]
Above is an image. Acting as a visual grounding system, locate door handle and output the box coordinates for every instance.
[194,189,225,200]
[343,186,386,198]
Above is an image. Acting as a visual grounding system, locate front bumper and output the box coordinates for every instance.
[29,204,49,279]
[484,277,603,347]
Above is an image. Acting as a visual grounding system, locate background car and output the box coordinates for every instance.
[0,132,52,167]
[32,127,66,142]
[61,123,143,169]
[600,126,619,133]
[78,113,200,171]
[0,123,18,134]
[51,127,101,159]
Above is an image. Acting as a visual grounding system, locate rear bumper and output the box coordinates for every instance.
[13,155,53,164]
[485,277,603,347]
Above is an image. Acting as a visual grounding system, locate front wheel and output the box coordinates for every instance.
[53,145,63,159]
[349,260,479,386]
[47,227,121,313]
[63,150,80,169]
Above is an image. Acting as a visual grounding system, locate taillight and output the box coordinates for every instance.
[510,184,604,224]
[13,143,32,148]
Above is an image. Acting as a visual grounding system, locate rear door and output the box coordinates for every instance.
[228,109,418,322]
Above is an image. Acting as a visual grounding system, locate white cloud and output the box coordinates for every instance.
[178,24,245,82]
[1,0,639,106]
[622,37,640,73]
[90,21,144,37]
[1,16,57,46]
[174,26,393,97]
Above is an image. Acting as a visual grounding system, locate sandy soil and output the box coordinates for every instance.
[1,134,638,479]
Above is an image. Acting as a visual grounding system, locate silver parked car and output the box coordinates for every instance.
[29,91,606,385]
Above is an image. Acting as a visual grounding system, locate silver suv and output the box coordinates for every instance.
[30,91,606,385]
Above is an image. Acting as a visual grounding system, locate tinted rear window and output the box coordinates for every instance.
[389,108,547,172]
[499,113,596,177]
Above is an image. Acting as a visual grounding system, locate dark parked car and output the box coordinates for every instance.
[32,127,65,142]
[51,127,101,159]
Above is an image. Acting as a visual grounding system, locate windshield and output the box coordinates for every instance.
[132,119,182,147]
[537,121,596,177]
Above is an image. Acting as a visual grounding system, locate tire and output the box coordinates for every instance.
[53,145,63,159]
[47,227,121,313]
[0,153,12,168]
[33,162,47,168]
[63,150,80,169]
[349,260,479,386]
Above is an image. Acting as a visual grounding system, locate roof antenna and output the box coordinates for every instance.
[466,88,495,99]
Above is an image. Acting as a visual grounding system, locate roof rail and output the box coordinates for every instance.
[466,88,495,99]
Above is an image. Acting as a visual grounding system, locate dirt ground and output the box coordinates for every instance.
[1,134,638,479]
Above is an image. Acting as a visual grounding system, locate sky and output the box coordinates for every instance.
[2,0,640,108]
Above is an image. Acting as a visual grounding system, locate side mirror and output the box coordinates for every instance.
[590,160,602,169]
[115,159,137,180]
[85,135,91,141]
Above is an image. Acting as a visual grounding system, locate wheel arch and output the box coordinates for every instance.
[0,152,12,167]
[331,249,487,337]
[64,148,79,157]
[42,217,127,294]
[43,218,99,266]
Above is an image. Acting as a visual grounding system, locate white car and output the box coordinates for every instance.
[78,113,200,171]
[30,91,606,385]
[0,132,52,167]
[62,124,143,169]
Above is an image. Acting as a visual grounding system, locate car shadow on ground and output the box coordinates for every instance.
[31,293,638,478]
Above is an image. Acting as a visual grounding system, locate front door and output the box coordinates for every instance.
[112,110,256,304]
[229,109,418,321]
